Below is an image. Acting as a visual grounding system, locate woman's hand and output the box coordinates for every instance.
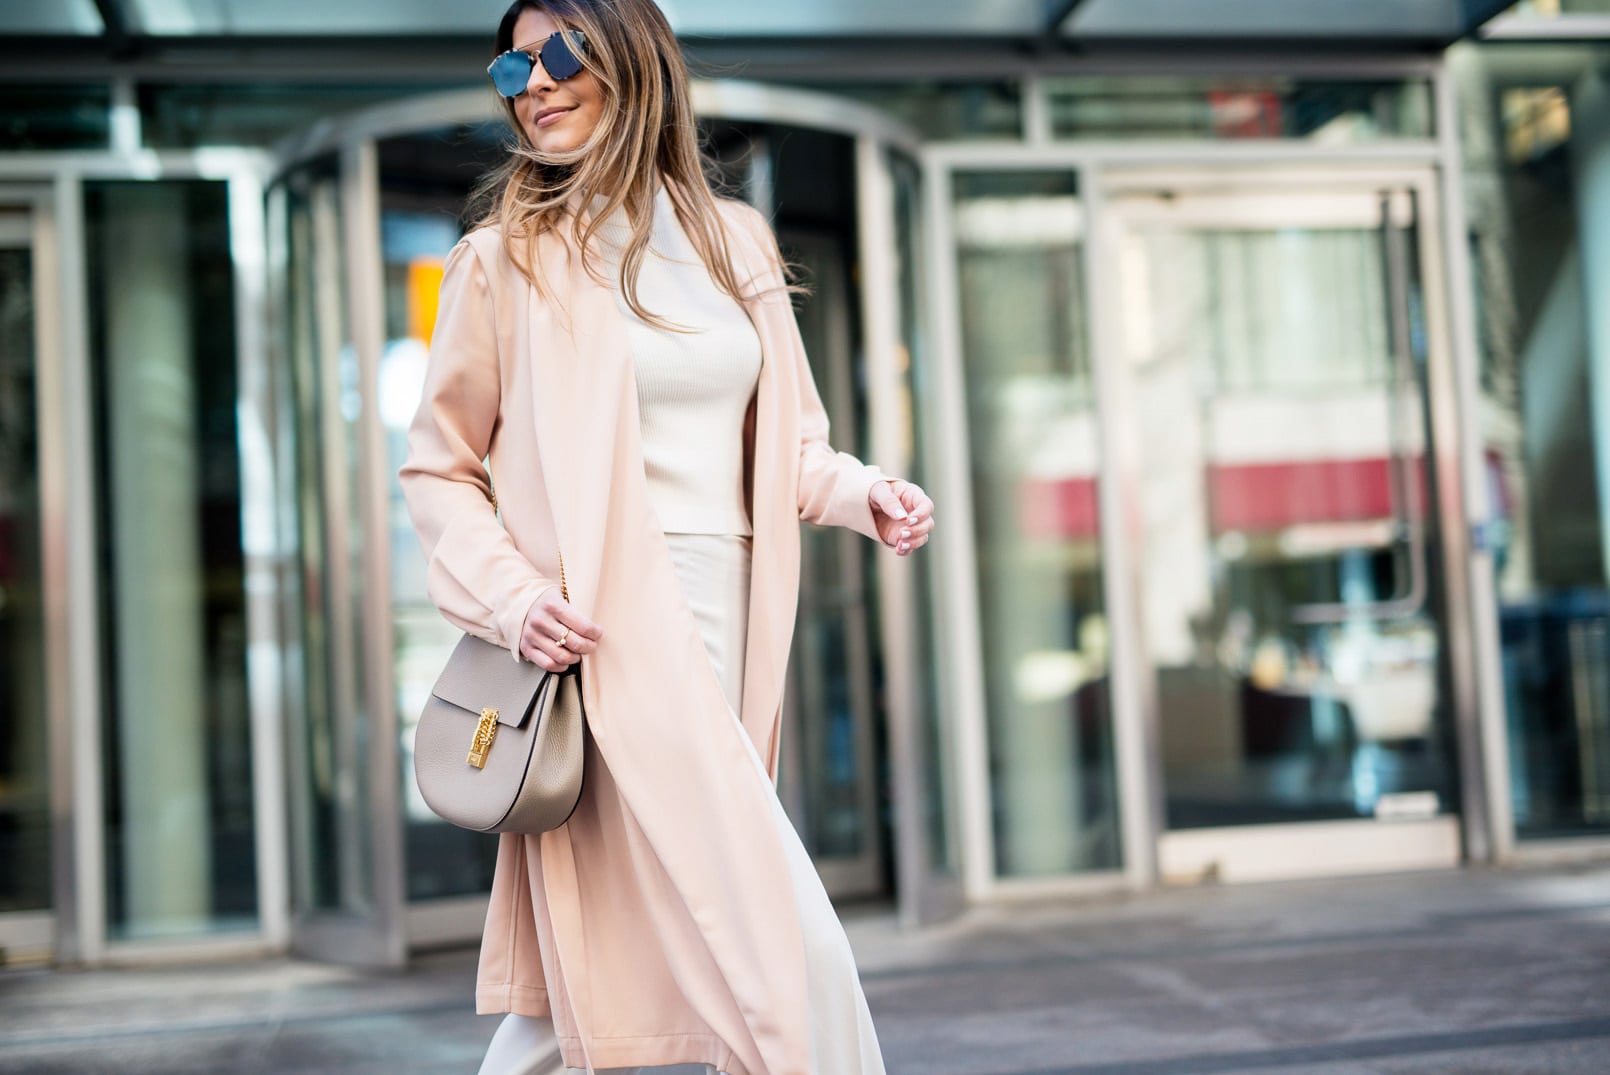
[519,585,603,671]
[868,478,935,557]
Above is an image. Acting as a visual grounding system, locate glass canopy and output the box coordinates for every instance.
[0,0,1524,42]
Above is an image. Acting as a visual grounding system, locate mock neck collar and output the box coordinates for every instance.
[586,176,669,220]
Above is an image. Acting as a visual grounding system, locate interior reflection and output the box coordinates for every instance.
[1115,184,1456,828]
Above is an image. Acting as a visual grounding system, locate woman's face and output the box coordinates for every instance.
[509,7,605,154]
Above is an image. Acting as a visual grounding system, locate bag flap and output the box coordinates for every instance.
[428,632,550,728]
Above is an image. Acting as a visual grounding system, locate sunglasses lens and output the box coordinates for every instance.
[541,32,585,80]
[488,51,532,96]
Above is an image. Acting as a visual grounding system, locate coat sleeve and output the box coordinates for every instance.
[739,204,894,543]
[397,236,560,663]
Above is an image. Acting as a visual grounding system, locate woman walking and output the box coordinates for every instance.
[397,2,936,1073]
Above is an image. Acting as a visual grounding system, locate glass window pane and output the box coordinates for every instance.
[1064,0,1462,37]
[0,84,110,149]
[0,220,50,915]
[1111,183,1457,829]
[775,81,1022,141]
[1506,1,1610,15]
[276,154,378,915]
[85,179,257,939]
[1455,41,1610,837]
[0,0,102,33]
[1046,77,1434,142]
[953,170,1122,877]
[137,83,468,148]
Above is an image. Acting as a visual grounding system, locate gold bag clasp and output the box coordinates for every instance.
[468,707,499,768]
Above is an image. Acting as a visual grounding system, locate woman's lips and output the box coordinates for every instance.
[536,107,574,128]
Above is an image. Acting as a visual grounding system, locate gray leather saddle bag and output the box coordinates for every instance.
[413,631,586,834]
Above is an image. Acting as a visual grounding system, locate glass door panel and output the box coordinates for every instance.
[950,170,1122,878]
[271,152,404,963]
[784,225,885,896]
[890,146,964,921]
[1108,175,1459,876]
[1457,47,1610,839]
[0,209,51,946]
[373,126,509,906]
[83,180,258,940]
[754,123,888,899]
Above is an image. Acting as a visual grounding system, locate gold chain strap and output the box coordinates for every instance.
[490,482,568,603]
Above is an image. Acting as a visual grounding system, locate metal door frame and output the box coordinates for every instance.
[0,186,67,965]
[1099,163,1473,883]
[264,137,411,968]
[0,149,284,966]
[922,113,1503,895]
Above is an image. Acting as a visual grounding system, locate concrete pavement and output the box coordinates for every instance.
[2,862,1608,1074]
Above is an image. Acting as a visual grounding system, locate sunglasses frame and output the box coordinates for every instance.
[487,30,589,97]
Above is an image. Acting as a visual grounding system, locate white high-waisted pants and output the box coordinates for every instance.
[477,532,887,1075]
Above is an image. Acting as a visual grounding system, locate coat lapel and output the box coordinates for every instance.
[728,218,803,780]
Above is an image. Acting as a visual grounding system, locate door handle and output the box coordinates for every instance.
[1292,189,1428,625]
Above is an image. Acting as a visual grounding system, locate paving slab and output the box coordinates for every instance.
[3,862,1608,1074]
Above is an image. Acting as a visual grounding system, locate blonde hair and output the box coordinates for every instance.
[467,0,804,331]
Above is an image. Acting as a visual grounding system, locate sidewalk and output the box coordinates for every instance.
[2,862,1607,1074]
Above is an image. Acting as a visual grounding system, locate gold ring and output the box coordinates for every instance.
[555,626,571,649]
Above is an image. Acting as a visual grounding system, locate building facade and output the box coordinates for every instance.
[2,0,1607,969]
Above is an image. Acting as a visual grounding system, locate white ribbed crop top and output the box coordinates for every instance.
[588,183,762,536]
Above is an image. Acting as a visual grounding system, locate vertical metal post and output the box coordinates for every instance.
[1433,56,1514,862]
[917,155,998,904]
[51,170,110,962]
[1085,172,1164,890]
[24,184,79,964]
[230,162,292,948]
[1023,75,1054,145]
[342,138,408,964]
[854,136,927,927]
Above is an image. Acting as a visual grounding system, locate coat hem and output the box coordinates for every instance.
[477,985,744,1074]
[553,1030,744,1075]
[476,981,553,1018]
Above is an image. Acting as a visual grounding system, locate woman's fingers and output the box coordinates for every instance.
[869,479,910,522]
[901,486,935,521]
[551,604,603,646]
[522,615,588,669]
[520,586,602,669]
[530,630,579,670]
[531,584,602,644]
[535,606,599,656]
[895,532,930,555]
[898,511,936,536]
[886,482,935,556]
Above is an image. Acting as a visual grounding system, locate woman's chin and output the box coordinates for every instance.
[528,132,575,154]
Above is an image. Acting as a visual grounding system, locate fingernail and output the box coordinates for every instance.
[901,528,911,539]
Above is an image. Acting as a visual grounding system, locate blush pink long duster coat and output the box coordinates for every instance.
[397,189,892,1075]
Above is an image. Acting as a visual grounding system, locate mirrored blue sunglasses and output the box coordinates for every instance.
[487,30,588,97]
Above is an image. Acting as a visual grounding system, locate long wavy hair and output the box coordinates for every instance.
[466,0,803,331]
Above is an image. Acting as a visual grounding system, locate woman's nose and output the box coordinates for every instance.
[526,55,557,95]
